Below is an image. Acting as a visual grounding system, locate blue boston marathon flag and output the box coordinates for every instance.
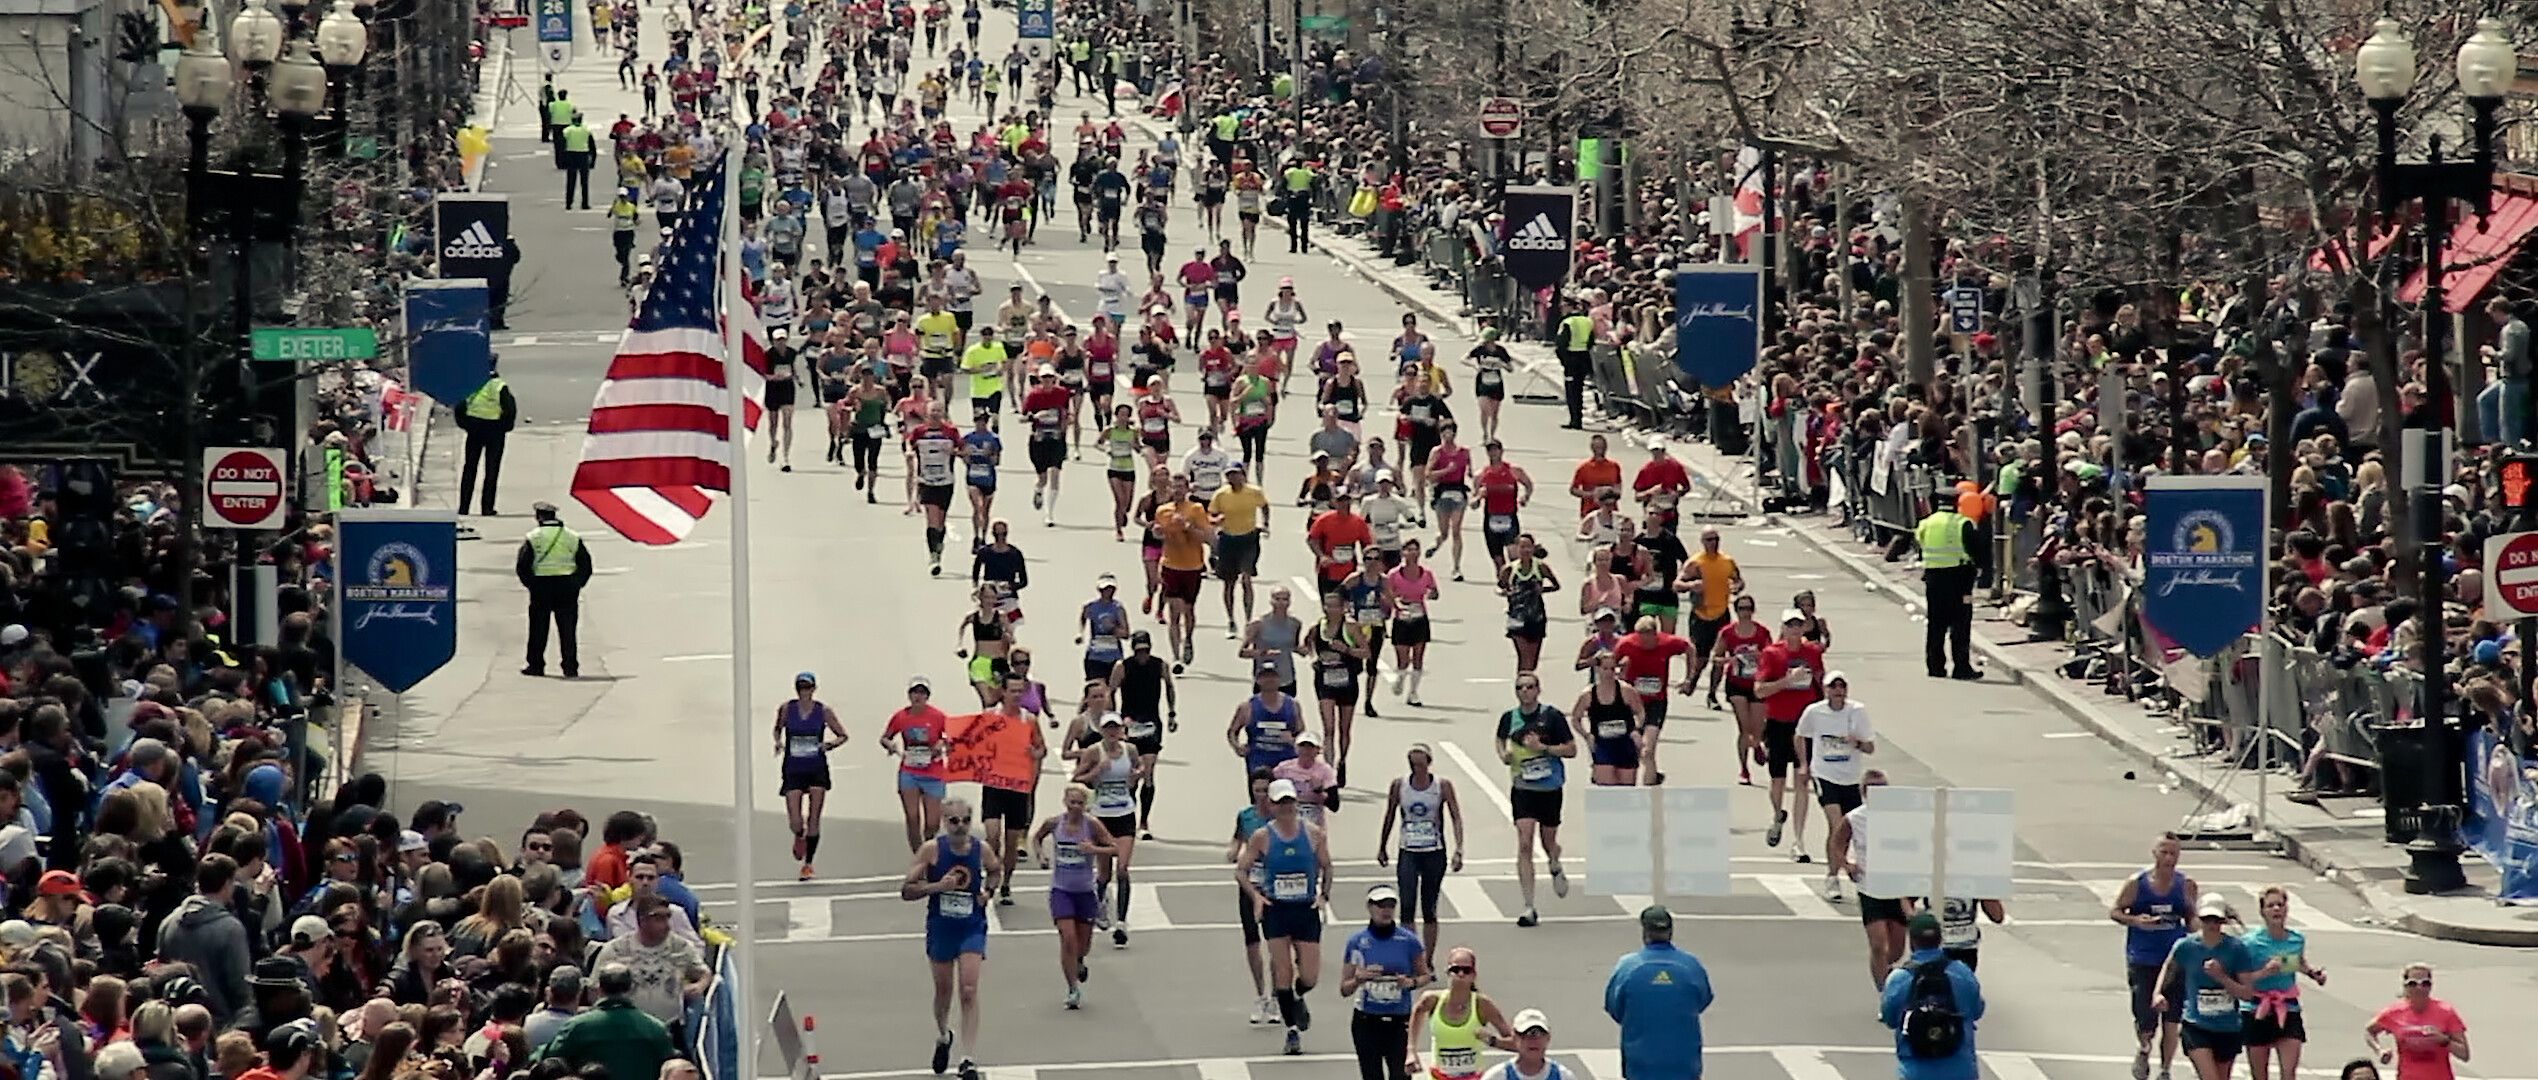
[338,511,461,693]
[2462,726,2538,901]
[1018,0,1052,39]
[1672,265,1763,388]
[2141,476,2267,658]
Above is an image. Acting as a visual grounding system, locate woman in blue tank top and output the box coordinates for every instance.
[901,797,999,1080]
[1234,664,1304,774]
[2116,834,2197,1080]
[1029,783,1118,1009]
[1237,777,1332,1054]
[774,673,851,881]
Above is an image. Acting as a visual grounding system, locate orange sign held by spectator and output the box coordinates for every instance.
[942,711,1042,792]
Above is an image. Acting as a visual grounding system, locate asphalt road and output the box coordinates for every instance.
[372,5,2538,1080]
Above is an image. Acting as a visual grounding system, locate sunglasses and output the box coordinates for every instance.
[330,854,358,863]
[944,816,972,825]
[527,842,553,852]
[1447,965,1474,975]
[2404,978,2432,988]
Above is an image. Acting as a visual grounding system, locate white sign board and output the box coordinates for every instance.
[1583,786,1733,897]
[1859,786,2015,901]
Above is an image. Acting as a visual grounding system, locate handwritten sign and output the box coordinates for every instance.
[943,712,1041,791]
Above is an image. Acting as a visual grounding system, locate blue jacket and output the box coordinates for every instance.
[1878,948,1985,1080]
[1604,942,1713,1080]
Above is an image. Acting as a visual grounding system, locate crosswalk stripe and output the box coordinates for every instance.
[1441,874,1505,923]
[1437,740,1513,822]
[1756,873,1847,922]
[787,897,833,943]
[1191,1059,1249,1080]
[1571,1050,1621,1080]
[1980,1050,2055,1080]
[1770,1047,1845,1080]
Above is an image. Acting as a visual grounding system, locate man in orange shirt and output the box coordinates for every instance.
[1569,433,1624,515]
[1307,489,1374,597]
[1155,473,1215,671]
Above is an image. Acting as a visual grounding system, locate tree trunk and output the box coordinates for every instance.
[1900,194,1938,389]
[2356,278,2412,557]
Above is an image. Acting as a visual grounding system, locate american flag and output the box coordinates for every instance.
[1730,145,1767,260]
[571,149,771,546]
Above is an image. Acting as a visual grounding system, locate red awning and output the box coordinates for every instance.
[2398,191,2538,312]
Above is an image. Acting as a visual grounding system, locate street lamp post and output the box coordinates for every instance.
[2356,16,2509,896]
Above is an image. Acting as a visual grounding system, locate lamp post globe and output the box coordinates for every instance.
[174,42,232,116]
[230,0,286,69]
[2355,17,2416,103]
[316,0,368,67]
[2458,17,2514,102]
[270,40,329,119]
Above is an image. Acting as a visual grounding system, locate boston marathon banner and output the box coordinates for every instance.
[2462,726,2538,902]
[1672,264,1763,388]
[337,511,460,694]
[2141,476,2267,658]
[1498,185,1574,290]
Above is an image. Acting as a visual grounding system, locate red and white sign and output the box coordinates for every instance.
[204,446,289,530]
[1478,97,1524,139]
[2487,531,2538,618]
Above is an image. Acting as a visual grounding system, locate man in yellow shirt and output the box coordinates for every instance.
[1155,472,1215,670]
[1208,461,1271,637]
[915,299,963,397]
[961,335,1013,426]
[1671,525,1745,697]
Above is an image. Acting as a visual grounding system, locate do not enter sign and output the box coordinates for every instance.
[2486,531,2538,619]
[1478,97,1524,139]
[205,447,289,530]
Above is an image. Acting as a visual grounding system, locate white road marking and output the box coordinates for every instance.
[1440,874,1506,923]
[2041,731,2094,739]
[1572,1051,1622,1080]
[1770,1047,1845,1080]
[687,862,2278,893]
[1191,1060,1250,1080]
[511,335,542,346]
[1611,892,1654,914]
[663,653,735,662]
[1756,873,1847,922]
[1437,740,1513,822]
[1980,1051,2055,1080]
[786,897,832,942]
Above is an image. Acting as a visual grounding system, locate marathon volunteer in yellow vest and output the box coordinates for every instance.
[517,501,595,679]
[1914,496,1986,681]
[1555,301,1598,430]
[1280,159,1316,254]
[456,363,518,517]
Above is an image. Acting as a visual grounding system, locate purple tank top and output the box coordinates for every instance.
[1050,814,1096,892]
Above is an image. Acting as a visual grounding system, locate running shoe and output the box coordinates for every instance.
[958,1062,979,1080]
[1250,995,1271,1024]
[1080,963,1089,983]
[931,1031,953,1075]
[2130,1052,2149,1080]
[798,864,815,881]
[1227,620,1238,639]
[1065,986,1082,1010]
[1738,765,1753,786]
[1824,872,1843,899]
[1113,924,1128,947]
[1033,490,1044,510]
[1766,808,1787,847]
[1516,908,1538,928]
[792,834,806,861]
[1551,866,1570,899]
[1283,1029,1302,1056]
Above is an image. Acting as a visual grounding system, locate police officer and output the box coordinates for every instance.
[457,361,518,517]
[546,88,575,164]
[517,502,594,678]
[560,112,597,211]
[1913,491,1985,680]
[1555,301,1596,430]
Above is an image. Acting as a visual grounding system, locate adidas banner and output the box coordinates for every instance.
[1498,185,1574,291]
[434,193,511,283]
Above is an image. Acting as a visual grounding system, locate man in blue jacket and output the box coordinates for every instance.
[1879,913,1985,1080]
[1602,905,1713,1079]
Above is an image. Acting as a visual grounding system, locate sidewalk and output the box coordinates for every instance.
[1303,218,2538,947]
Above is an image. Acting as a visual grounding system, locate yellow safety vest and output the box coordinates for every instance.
[562,124,594,153]
[1282,166,1313,193]
[1070,40,1090,62]
[547,98,575,127]
[1561,315,1595,351]
[1213,114,1239,141]
[464,377,508,420]
[527,524,583,577]
[1916,511,1970,569]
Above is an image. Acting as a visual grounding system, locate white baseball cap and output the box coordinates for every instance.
[1267,778,1300,802]
[1510,1009,1550,1034]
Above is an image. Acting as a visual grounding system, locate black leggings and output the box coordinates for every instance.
[851,432,884,475]
[1237,424,1269,469]
[1358,625,1388,710]
[1351,1012,1411,1080]
[1394,848,1447,926]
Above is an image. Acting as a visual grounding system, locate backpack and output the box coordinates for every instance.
[1898,959,1964,1059]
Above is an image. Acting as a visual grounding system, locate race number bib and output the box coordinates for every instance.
[1272,872,1311,902]
[1361,979,1403,1006]
[2195,988,2231,1016]
[1437,1048,1478,1073]
[788,735,823,757]
[1096,781,1134,815]
[1597,718,1630,740]
[1818,736,1853,764]
[938,891,976,918]
[1128,718,1159,739]
[1335,398,1359,418]
[1054,841,1088,870]
[1142,415,1168,433]
[1091,635,1121,655]
[1486,513,1516,534]
[1242,399,1268,417]
[1518,757,1554,783]
[1320,664,1353,689]
[968,460,995,481]
[1634,676,1664,697]
[866,425,889,440]
[902,744,936,768]
[1402,819,1440,850]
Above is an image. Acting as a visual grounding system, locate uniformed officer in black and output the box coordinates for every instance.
[517,502,594,678]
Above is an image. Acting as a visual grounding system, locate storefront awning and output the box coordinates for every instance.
[2397,191,2538,312]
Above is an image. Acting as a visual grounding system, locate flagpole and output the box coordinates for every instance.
[718,143,763,1078]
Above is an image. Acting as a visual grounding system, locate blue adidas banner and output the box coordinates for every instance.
[1672,265,1762,388]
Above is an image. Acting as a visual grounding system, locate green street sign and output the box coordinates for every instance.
[1300,14,1349,32]
[348,137,381,159]
[252,327,379,362]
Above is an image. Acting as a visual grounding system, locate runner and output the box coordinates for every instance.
[908,403,963,574]
[1678,527,1744,711]
[1236,778,1333,1056]
[1376,742,1465,954]
[1263,278,1307,387]
[775,673,851,880]
[2363,964,2470,1080]
[1211,461,1271,637]
[1178,247,1218,344]
[1406,947,1514,1080]
[1276,728,1342,836]
[1212,239,1248,332]
[1185,428,1237,503]
[1569,435,1623,514]
[982,669,1049,906]
[1709,597,1772,785]
[1029,783,1117,1009]
[2115,833,2200,1080]
[955,586,1013,705]
[1829,769,1905,988]
[1341,884,1432,1080]
[1230,768,1279,1024]
[1468,329,1514,443]
[1473,441,1532,579]
[918,296,962,399]
[1574,651,1646,786]
[1101,404,1140,540]
[1072,715,1147,948]
[1137,376,1182,459]
[1793,671,1874,884]
[1497,535,1561,674]
[1155,471,1215,670]
[960,407,1004,537]
[1229,660,1305,778]
[1232,164,1265,258]
[1632,436,1691,535]
[1755,609,1827,843]
[1384,541,1442,707]
[1610,617,1691,786]
[1108,631,1177,839]
[883,676,955,852]
[1021,366,1073,525]
[901,798,998,1080]
[1305,591,1371,783]
[1076,574,1132,682]
[2240,886,2326,1080]
[2153,894,2260,1080]
[1231,357,1279,477]
[1476,1012,1561,1080]
[972,519,1029,627]
[1496,674,1574,927]
[1423,425,1473,581]
[847,369,893,500]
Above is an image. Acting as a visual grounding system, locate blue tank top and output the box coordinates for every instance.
[1260,817,1319,906]
[1050,815,1097,893]
[1347,926,1424,1017]
[1245,695,1300,772]
[783,700,828,771]
[2124,869,2191,965]
[927,836,987,927]
[1345,576,1386,625]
